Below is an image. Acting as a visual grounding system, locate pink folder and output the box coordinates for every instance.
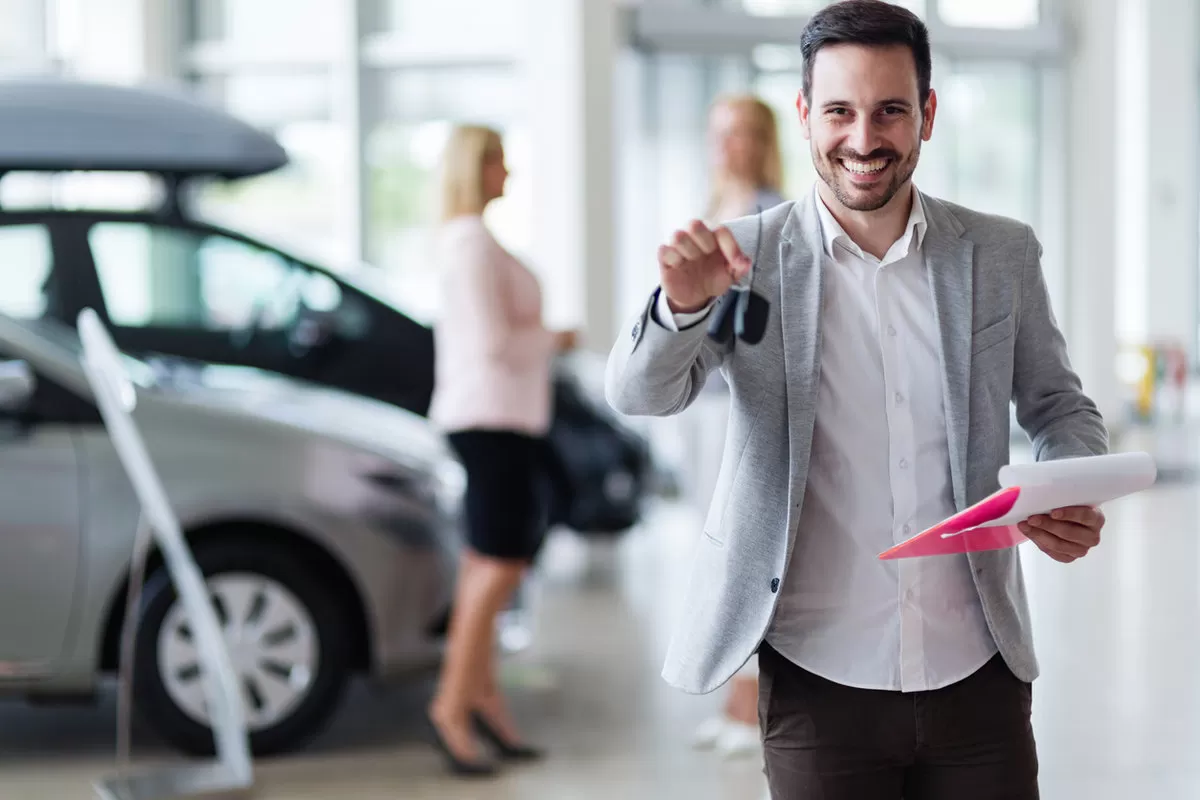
[878,487,1027,560]
[877,451,1158,561]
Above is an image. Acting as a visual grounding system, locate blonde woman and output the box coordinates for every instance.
[692,93,785,760]
[706,92,786,221]
[426,125,577,775]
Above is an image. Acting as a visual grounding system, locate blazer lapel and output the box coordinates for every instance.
[780,192,826,511]
[921,193,975,511]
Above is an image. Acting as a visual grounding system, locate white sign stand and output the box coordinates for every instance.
[78,309,254,800]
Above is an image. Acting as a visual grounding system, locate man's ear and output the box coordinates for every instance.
[921,88,938,142]
[797,91,811,140]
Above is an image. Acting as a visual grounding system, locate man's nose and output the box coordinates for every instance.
[845,117,881,156]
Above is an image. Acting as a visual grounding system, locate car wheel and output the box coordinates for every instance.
[133,538,352,756]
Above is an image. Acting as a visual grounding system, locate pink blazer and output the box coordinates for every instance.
[427,215,557,436]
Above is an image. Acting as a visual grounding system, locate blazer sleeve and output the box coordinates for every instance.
[604,211,767,418]
[1011,227,1109,460]
[604,286,731,418]
[453,231,556,370]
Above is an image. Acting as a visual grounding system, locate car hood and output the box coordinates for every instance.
[141,359,452,467]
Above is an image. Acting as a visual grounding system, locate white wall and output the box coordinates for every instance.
[525,0,618,346]
[1115,0,1199,361]
[1064,0,1122,427]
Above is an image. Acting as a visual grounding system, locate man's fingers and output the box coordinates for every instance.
[713,226,750,276]
[1041,547,1078,564]
[1022,525,1089,556]
[671,230,703,261]
[658,244,683,269]
[1021,525,1089,560]
[687,219,718,255]
[1049,505,1104,527]
[1025,515,1101,547]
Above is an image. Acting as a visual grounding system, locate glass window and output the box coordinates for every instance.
[186,71,343,253]
[754,72,818,202]
[196,73,332,128]
[937,0,1039,29]
[190,0,341,56]
[367,61,529,323]
[922,60,1038,224]
[0,172,162,213]
[736,0,925,16]
[0,0,45,69]
[0,224,53,320]
[191,117,347,256]
[89,222,320,330]
[381,67,519,126]
[384,0,522,40]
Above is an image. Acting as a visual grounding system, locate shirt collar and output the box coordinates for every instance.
[812,182,928,261]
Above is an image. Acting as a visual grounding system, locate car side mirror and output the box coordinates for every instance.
[0,360,35,413]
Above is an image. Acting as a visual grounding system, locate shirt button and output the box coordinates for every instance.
[770,577,780,593]
[903,523,912,535]
[899,458,909,469]
[894,391,904,404]
[887,325,897,337]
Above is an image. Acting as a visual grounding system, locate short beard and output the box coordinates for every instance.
[814,142,920,212]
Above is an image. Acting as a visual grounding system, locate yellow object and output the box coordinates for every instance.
[1136,345,1156,420]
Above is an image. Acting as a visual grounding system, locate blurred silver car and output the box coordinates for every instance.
[0,313,464,755]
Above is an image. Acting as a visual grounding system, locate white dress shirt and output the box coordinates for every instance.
[656,184,996,692]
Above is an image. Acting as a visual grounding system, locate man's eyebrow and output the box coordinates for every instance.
[820,98,915,109]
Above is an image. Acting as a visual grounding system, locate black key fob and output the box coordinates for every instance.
[704,205,770,346]
[734,288,769,345]
[706,289,739,344]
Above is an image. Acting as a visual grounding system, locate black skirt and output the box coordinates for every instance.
[447,429,550,561]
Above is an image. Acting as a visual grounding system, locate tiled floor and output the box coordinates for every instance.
[2,425,1199,799]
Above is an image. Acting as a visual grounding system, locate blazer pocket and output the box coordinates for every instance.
[971,312,1015,356]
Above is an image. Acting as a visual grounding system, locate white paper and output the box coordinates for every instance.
[986,451,1157,527]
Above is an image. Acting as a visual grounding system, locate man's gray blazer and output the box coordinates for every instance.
[604,190,1108,695]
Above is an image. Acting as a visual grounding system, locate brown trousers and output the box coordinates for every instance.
[758,642,1039,800]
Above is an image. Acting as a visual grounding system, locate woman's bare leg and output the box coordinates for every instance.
[429,549,525,760]
[475,563,531,743]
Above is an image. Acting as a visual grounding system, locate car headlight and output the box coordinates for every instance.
[364,453,464,513]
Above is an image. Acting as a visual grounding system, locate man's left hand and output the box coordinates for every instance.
[1020,505,1105,564]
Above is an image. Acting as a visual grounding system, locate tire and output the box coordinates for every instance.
[133,537,352,756]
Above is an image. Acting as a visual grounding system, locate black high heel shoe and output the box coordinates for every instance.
[471,711,544,761]
[427,714,497,777]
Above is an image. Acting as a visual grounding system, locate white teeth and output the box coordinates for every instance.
[842,158,888,174]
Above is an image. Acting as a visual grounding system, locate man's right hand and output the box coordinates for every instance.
[658,220,752,314]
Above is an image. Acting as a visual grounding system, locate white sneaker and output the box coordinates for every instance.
[715,720,761,759]
[691,716,728,750]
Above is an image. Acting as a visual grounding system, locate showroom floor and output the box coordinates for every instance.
[3,426,1200,799]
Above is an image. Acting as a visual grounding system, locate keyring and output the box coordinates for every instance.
[707,206,769,345]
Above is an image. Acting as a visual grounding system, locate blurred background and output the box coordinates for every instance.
[0,1,1197,799]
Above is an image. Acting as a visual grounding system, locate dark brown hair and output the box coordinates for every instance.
[800,0,932,105]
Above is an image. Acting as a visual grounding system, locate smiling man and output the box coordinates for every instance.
[605,1,1109,798]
